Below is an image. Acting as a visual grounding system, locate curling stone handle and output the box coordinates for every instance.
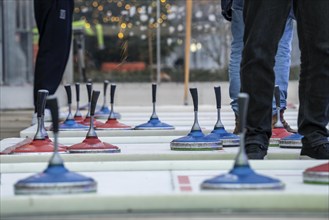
[237,93,249,134]
[152,83,157,103]
[64,84,72,105]
[190,88,198,112]
[214,86,221,109]
[90,91,100,116]
[47,97,59,133]
[103,80,109,96]
[110,84,116,104]
[75,83,80,102]
[86,83,92,102]
[274,85,280,108]
[37,90,49,118]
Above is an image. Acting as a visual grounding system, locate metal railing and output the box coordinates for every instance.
[1,0,34,86]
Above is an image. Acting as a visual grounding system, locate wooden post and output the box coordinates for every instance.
[183,0,192,105]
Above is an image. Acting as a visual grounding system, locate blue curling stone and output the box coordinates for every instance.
[206,127,240,147]
[135,118,174,130]
[14,164,97,195]
[170,130,223,150]
[59,119,88,130]
[279,133,303,148]
[201,165,284,189]
[95,106,121,119]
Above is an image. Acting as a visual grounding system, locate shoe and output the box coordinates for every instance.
[246,144,267,160]
[300,143,329,159]
[233,113,240,135]
[272,110,297,133]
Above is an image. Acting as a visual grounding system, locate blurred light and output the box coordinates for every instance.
[121,23,127,29]
[208,14,216,22]
[177,39,183,45]
[157,18,163,24]
[92,1,98,8]
[196,42,202,50]
[196,11,202,18]
[98,5,103,11]
[161,0,166,3]
[140,14,148,22]
[190,43,197,52]
[118,32,124,39]
[125,4,131,10]
[127,23,133,28]
[117,2,122,7]
[177,24,183,31]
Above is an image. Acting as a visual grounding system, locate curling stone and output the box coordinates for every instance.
[95,80,121,119]
[201,93,285,190]
[170,88,222,151]
[205,86,239,147]
[279,133,303,148]
[12,90,66,154]
[135,83,174,130]
[303,162,329,185]
[58,84,88,130]
[97,84,131,130]
[68,90,121,153]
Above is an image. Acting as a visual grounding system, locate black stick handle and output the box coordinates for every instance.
[238,93,249,134]
[152,83,157,103]
[75,83,80,102]
[86,83,92,102]
[64,84,72,104]
[103,80,109,96]
[37,90,49,118]
[47,97,59,133]
[214,86,221,109]
[274,85,280,108]
[41,90,49,116]
[110,84,116,104]
[90,90,100,116]
[189,88,198,112]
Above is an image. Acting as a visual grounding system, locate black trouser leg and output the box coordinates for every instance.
[33,0,74,112]
[294,0,329,147]
[241,0,291,147]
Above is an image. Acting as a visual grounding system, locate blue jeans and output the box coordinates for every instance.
[241,0,329,148]
[229,0,293,116]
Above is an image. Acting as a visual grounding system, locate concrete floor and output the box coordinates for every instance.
[0,110,32,140]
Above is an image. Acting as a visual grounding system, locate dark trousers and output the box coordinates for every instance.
[241,0,329,148]
[33,0,74,111]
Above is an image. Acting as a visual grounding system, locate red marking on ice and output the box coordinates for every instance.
[180,186,192,192]
[178,176,190,185]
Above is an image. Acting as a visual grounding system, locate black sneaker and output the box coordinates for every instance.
[300,143,329,159]
[246,144,267,160]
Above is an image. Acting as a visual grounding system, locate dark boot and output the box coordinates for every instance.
[233,113,240,135]
[272,110,297,133]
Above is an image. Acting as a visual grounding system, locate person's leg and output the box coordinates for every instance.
[228,0,244,117]
[272,16,293,112]
[272,15,297,133]
[241,0,291,158]
[33,0,74,112]
[294,0,329,159]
